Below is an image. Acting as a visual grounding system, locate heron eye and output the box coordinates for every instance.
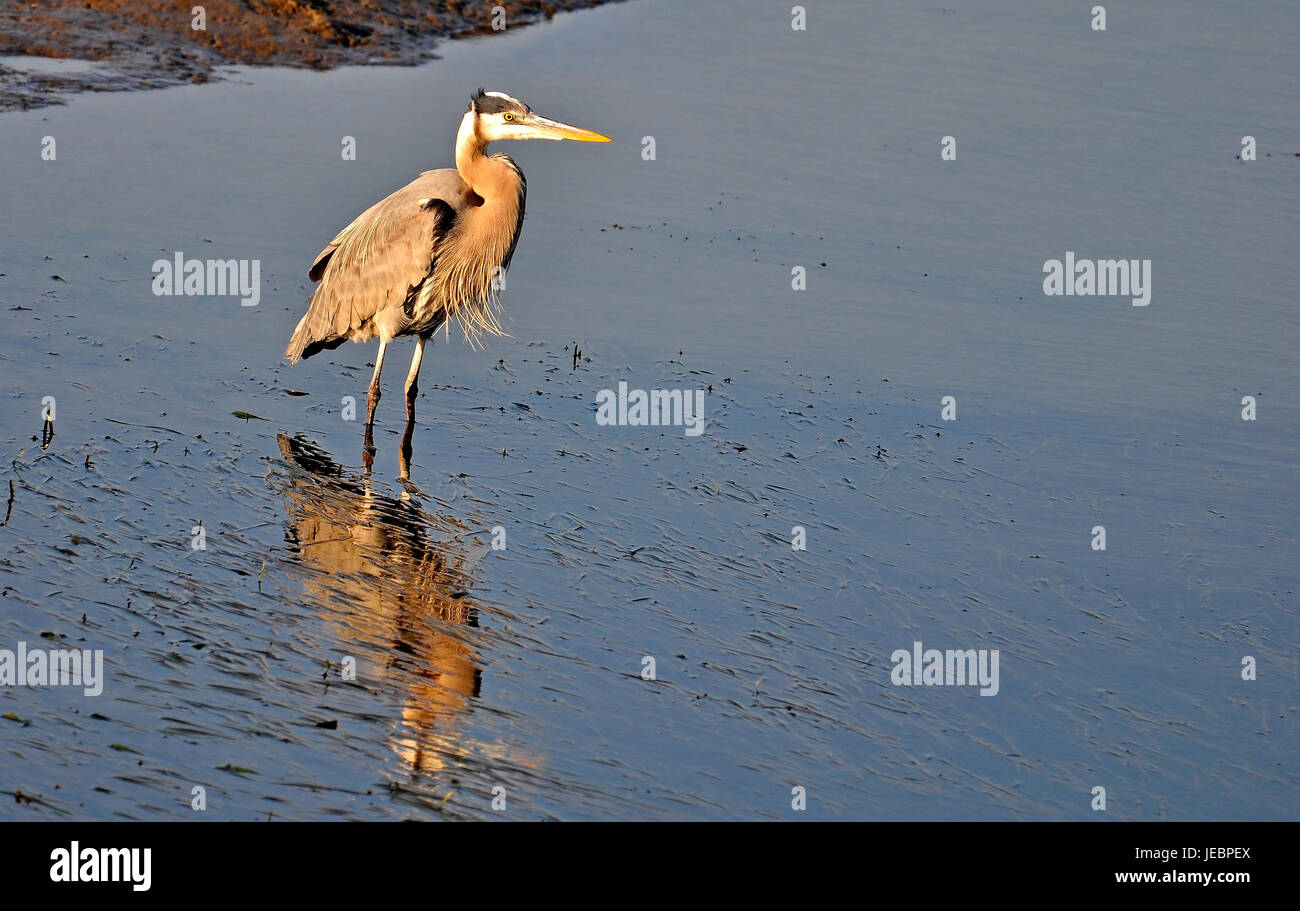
[503,112,515,122]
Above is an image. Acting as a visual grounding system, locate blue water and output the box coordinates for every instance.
[0,0,1295,819]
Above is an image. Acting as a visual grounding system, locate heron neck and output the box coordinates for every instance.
[455,112,512,199]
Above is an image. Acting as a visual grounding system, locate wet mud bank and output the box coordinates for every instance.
[0,0,622,111]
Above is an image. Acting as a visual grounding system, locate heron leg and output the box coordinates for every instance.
[364,339,388,448]
[398,337,426,477]
[403,336,426,424]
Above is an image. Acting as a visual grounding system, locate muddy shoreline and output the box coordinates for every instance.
[0,0,621,111]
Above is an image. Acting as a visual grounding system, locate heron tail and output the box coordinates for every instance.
[285,310,347,363]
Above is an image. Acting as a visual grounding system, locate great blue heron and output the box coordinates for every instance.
[284,89,610,462]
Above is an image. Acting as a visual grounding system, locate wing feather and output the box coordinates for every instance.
[285,170,467,362]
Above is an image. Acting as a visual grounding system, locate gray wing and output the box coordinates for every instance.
[285,169,470,363]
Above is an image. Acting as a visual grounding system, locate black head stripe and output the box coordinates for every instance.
[471,89,528,115]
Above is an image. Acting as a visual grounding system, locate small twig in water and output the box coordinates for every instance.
[0,480,14,527]
[105,417,188,436]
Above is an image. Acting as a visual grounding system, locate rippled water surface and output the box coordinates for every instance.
[1,0,1297,819]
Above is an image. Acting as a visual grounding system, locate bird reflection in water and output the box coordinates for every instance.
[276,432,489,774]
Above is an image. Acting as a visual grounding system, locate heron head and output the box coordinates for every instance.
[469,89,611,144]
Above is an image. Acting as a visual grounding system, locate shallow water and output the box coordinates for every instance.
[0,0,1296,819]
[0,57,100,75]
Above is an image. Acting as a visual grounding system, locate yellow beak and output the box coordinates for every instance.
[527,113,612,142]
